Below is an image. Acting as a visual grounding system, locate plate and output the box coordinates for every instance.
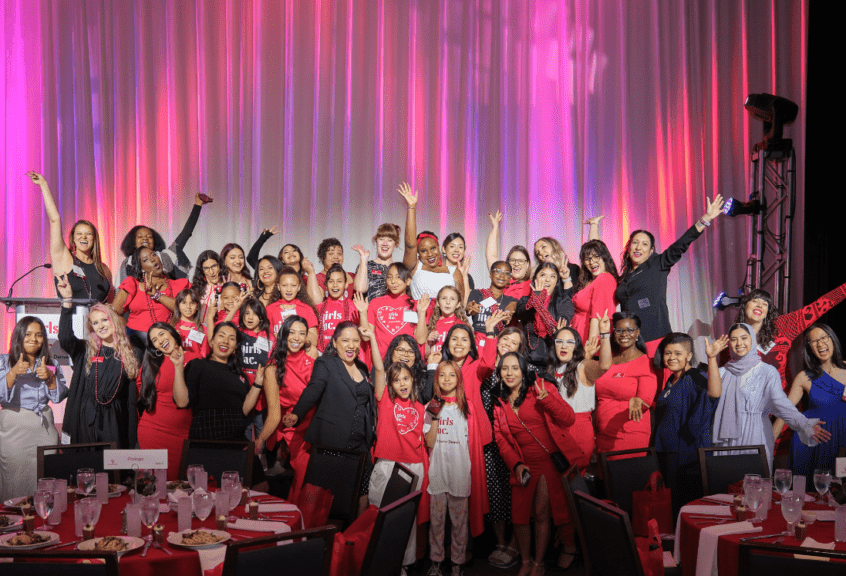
[75,484,127,498]
[0,515,23,533]
[167,529,230,549]
[78,536,145,556]
[2,496,33,510]
[0,531,60,550]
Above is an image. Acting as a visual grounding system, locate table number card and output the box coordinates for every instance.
[103,449,168,470]
[836,457,846,479]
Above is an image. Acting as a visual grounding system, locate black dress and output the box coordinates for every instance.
[184,359,250,441]
[59,307,136,448]
[53,259,112,304]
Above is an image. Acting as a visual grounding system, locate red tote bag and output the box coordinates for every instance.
[631,471,673,536]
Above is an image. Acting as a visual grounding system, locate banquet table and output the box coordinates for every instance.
[1,490,302,576]
[677,494,845,576]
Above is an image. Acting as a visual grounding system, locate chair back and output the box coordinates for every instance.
[698,445,769,496]
[178,439,254,487]
[598,447,659,517]
[0,550,119,576]
[221,525,337,576]
[303,446,366,523]
[379,462,417,507]
[359,491,423,576]
[738,541,846,575]
[572,491,644,576]
[37,443,118,485]
[561,464,591,576]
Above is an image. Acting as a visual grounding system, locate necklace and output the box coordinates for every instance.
[94,344,123,405]
[144,277,172,324]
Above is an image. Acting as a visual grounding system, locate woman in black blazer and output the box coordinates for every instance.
[282,321,373,512]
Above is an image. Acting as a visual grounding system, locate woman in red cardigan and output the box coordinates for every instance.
[494,352,582,576]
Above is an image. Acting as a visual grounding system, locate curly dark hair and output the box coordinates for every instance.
[576,240,620,291]
[120,225,166,257]
[317,238,343,265]
[734,289,779,348]
[192,250,222,297]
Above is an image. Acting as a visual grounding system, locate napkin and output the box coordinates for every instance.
[813,510,836,522]
[228,518,291,534]
[169,489,189,503]
[196,546,227,572]
[241,502,299,513]
[796,537,836,561]
[702,494,735,503]
[159,503,170,514]
[673,505,733,562]
[695,521,762,576]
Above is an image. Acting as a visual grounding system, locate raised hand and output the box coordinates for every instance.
[555,317,568,331]
[583,335,600,359]
[254,366,266,387]
[489,210,503,227]
[397,182,418,209]
[10,356,31,379]
[262,225,280,235]
[169,346,186,368]
[458,254,472,275]
[33,358,51,381]
[535,379,549,401]
[427,350,442,365]
[26,171,46,185]
[596,309,611,333]
[532,277,546,294]
[705,335,729,358]
[417,293,431,315]
[301,258,316,275]
[352,244,371,261]
[55,274,73,299]
[704,194,725,221]
[584,215,605,226]
[353,292,368,314]
[359,325,375,342]
[485,310,508,333]
[465,301,482,316]
[195,192,214,205]
[427,331,441,345]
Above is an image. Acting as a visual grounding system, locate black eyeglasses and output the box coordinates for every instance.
[614,328,638,335]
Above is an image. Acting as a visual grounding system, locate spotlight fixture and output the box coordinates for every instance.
[712,291,742,311]
[722,196,762,218]
[744,93,798,153]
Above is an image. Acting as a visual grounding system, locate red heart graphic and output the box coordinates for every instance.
[376,305,407,336]
[393,402,420,435]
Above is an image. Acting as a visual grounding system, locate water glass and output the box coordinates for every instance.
[814,469,832,506]
[781,491,804,533]
[139,496,160,540]
[745,479,764,522]
[37,477,57,493]
[187,465,204,490]
[773,469,792,504]
[77,469,95,496]
[34,490,54,529]
[192,489,214,527]
[742,473,761,506]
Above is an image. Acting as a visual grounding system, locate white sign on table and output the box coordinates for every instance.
[103,449,168,470]
[836,457,846,479]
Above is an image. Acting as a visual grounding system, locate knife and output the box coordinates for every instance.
[739,532,787,542]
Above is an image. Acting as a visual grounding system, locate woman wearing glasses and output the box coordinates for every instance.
[569,241,619,343]
[467,261,519,341]
[593,313,659,456]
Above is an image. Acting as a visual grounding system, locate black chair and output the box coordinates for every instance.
[379,462,417,507]
[36,442,118,485]
[0,550,119,576]
[572,490,644,576]
[738,541,846,575]
[303,446,366,524]
[221,525,337,576]
[359,491,423,576]
[598,447,660,518]
[178,439,255,487]
[561,464,591,576]
[698,445,769,496]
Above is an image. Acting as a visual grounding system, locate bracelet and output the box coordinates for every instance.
[600,332,611,339]
[252,382,263,389]
[151,291,162,302]
[699,218,711,227]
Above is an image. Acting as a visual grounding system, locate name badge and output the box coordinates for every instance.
[72,265,86,278]
[480,297,497,308]
[280,308,296,318]
[255,337,269,352]
[403,310,419,324]
[187,329,205,344]
[92,356,104,363]
[638,298,650,309]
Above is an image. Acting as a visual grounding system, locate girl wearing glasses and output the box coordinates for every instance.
[467,261,519,342]
[593,313,659,456]
[569,240,618,343]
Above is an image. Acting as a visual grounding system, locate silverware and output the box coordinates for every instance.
[695,519,730,525]
[49,540,82,549]
[152,541,172,555]
[140,539,152,557]
[739,532,787,542]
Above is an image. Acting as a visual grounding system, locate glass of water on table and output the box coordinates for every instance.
[773,469,792,505]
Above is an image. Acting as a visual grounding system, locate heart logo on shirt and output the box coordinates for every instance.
[393,402,419,435]
[376,306,407,335]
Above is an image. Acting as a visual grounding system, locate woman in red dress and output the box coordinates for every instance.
[569,240,618,343]
[136,322,203,480]
[594,313,658,457]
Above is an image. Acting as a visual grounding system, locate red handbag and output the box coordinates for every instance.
[632,471,673,536]
[635,518,665,576]
[296,482,334,529]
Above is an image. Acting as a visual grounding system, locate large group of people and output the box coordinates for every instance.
[1,172,845,576]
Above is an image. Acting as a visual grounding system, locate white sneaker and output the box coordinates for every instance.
[451,565,464,576]
[426,562,443,576]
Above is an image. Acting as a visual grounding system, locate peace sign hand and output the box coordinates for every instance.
[535,379,549,401]
[169,346,186,368]
[55,274,73,299]
[489,210,503,227]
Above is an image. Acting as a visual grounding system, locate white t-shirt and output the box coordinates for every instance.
[424,404,471,497]
[555,362,596,414]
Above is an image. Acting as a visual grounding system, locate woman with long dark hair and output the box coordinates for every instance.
[220,243,252,287]
[514,262,574,368]
[0,316,68,500]
[192,250,223,322]
[253,256,284,308]
[569,240,618,342]
[28,172,113,303]
[137,322,202,480]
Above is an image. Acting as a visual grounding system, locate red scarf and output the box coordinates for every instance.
[480,288,506,332]
[526,290,556,339]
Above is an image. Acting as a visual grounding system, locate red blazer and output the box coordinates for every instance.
[493,378,586,484]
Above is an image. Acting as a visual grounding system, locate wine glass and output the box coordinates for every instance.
[37,477,56,493]
[33,490,54,530]
[745,479,765,523]
[187,465,204,491]
[140,496,160,541]
[77,469,95,496]
[773,469,792,504]
[222,474,242,520]
[814,469,832,505]
[192,489,214,528]
[742,474,761,506]
[781,491,804,534]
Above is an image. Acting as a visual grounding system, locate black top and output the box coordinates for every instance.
[515,287,574,368]
[467,289,517,334]
[59,306,136,448]
[292,354,374,451]
[119,204,203,281]
[185,359,249,411]
[247,230,274,271]
[614,225,703,343]
[358,261,389,301]
[54,259,111,304]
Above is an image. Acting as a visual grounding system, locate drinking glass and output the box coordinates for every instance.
[814,469,832,506]
[781,491,804,533]
[78,498,95,528]
[37,477,56,493]
[77,469,95,496]
[187,465,204,491]
[89,498,102,527]
[745,480,765,522]
[33,490,54,530]
[773,469,792,504]
[222,474,242,520]
[742,474,761,506]
[139,496,160,540]
[192,489,214,528]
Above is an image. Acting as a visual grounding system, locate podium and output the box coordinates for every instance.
[1,297,97,365]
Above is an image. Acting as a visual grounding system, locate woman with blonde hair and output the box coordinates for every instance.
[57,275,139,448]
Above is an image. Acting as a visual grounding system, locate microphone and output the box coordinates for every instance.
[6,263,53,299]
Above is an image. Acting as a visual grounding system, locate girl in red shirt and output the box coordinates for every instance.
[317,264,360,352]
[415,285,471,355]
[361,325,426,571]
[266,267,319,349]
[259,315,317,502]
[203,282,243,340]
[221,243,252,289]
[364,262,419,361]
[172,289,209,358]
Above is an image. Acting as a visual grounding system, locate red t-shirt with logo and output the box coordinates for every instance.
[367,293,417,357]
[267,299,318,338]
[430,315,462,354]
[373,392,425,463]
[175,320,210,359]
[317,297,360,352]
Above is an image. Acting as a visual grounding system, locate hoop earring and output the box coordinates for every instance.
[152,348,163,357]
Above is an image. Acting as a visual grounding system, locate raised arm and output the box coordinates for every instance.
[585,215,604,242]
[486,210,502,270]
[693,194,724,234]
[360,324,386,400]
[28,172,73,275]
[56,275,86,357]
[399,183,420,271]
[583,311,612,383]
[772,371,811,442]
[705,335,728,399]
[169,346,190,409]
[414,294,431,346]
[352,245,370,295]
[247,226,278,270]
[170,194,212,271]
[302,258,324,305]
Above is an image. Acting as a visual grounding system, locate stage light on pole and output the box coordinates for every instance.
[722,196,762,218]
[712,291,743,311]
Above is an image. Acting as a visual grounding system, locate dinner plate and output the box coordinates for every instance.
[0,531,59,550]
[0,515,23,533]
[167,529,230,549]
[75,484,127,498]
[77,536,145,556]
[2,496,33,510]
